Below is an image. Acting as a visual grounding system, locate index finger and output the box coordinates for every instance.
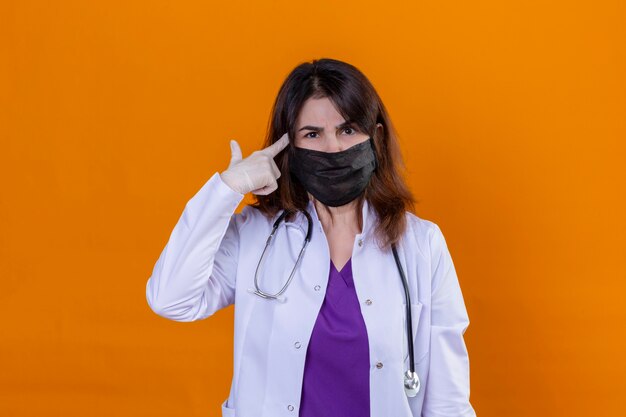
[261,132,290,157]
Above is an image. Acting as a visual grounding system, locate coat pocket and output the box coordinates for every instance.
[221,398,235,417]
[401,301,429,365]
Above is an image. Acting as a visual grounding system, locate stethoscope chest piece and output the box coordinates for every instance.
[404,369,421,397]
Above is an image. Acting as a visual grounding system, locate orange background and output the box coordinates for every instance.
[1,1,625,416]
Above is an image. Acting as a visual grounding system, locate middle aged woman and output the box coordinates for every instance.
[146,57,476,417]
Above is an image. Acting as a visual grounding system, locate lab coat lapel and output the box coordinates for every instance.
[248,201,333,415]
[349,200,413,417]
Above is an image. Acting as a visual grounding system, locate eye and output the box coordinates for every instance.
[343,126,357,135]
[304,132,319,139]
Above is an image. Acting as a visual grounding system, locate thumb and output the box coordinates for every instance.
[229,139,243,164]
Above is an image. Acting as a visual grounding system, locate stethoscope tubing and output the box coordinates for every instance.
[250,208,420,396]
[392,243,415,375]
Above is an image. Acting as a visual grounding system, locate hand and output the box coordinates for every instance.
[219,133,290,195]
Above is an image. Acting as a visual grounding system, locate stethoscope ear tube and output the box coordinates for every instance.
[252,209,311,301]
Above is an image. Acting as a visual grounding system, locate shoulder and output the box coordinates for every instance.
[232,204,275,231]
[403,211,449,260]
[402,212,458,298]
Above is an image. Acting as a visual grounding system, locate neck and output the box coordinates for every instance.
[310,193,362,234]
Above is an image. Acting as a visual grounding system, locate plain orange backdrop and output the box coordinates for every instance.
[1,0,625,416]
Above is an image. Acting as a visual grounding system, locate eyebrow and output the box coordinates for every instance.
[297,120,354,132]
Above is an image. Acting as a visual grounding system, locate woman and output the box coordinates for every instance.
[146,58,476,417]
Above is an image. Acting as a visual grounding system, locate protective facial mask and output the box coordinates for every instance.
[289,137,378,207]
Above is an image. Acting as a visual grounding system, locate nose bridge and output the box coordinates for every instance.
[323,130,343,152]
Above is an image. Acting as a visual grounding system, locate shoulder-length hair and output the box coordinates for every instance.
[250,57,418,251]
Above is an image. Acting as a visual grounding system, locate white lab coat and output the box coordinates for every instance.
[146,171,477,417]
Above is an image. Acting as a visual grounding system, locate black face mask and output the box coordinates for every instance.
[289,137,378,207]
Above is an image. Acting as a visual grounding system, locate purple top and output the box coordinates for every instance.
[299,257,371,417]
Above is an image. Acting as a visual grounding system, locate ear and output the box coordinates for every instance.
[375,122,384,139]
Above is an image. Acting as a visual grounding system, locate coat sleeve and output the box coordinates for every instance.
[422,223,477,417]
[145,171,245,322]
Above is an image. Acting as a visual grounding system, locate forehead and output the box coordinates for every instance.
[296,97,346,126]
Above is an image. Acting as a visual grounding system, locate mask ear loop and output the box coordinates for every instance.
[369,136,379,172]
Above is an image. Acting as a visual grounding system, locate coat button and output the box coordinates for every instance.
[376,362,383,369]
[358,239,363,247]
[294,341,301,349]
[287,404,294,411]
[365,299,372,305]
[314,285,321,291]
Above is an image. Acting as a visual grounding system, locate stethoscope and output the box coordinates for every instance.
[247,208,421,397]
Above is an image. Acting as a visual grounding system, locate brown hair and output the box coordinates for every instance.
[249,58,418,250]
